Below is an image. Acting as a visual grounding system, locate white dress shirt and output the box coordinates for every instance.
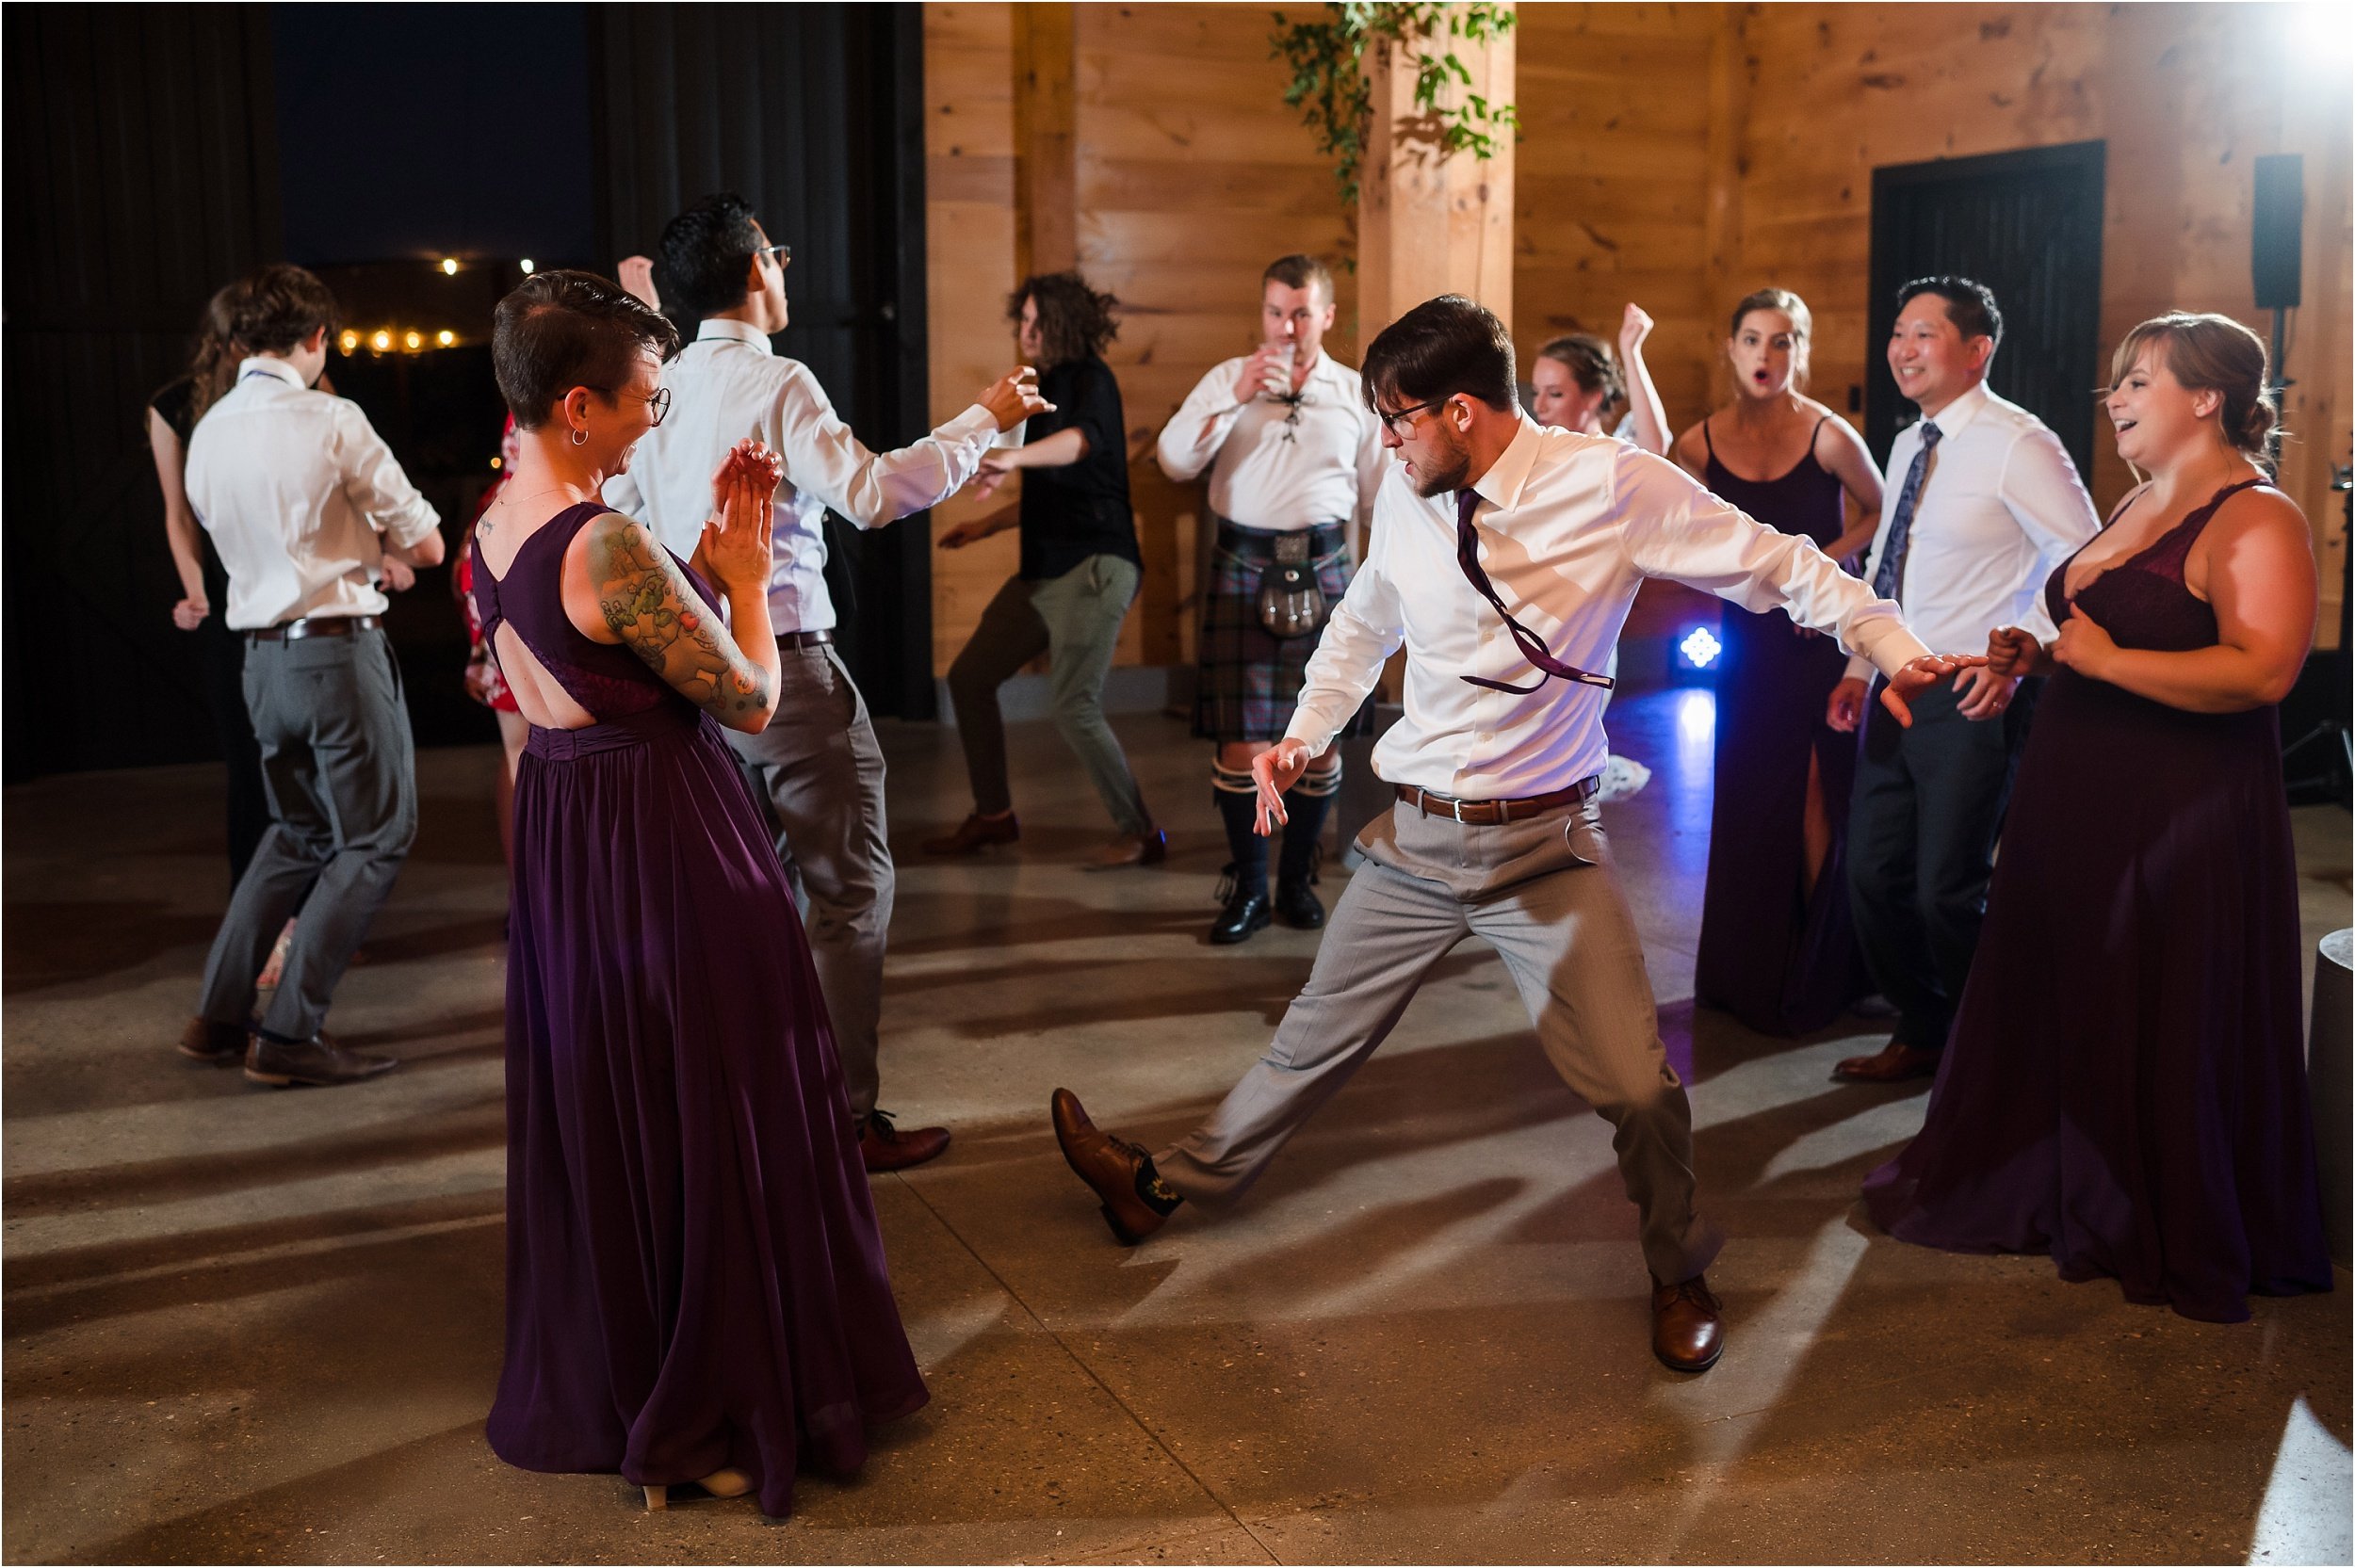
[1286,417,1934,799]
[186,358,441,630]
[1155,348,1382,532]
[1843,380,2100,679]
[604,317,998,632]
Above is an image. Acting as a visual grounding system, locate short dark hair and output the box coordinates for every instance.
[232,264,339,355]
[1361,294,1518,414]
[658,192,765,321]
[1897,275,2003,348]
[1010,271,1120,365]
[493,269,682,430]
[1263,253,1334,304]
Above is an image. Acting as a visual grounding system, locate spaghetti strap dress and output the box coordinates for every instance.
[1863,477,2331,1322]
[1692,417,1872,1034]
[472,502,926,1515]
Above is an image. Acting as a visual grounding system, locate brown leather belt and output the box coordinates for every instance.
[248,614,381,643]
[779,629,834,648]
[1395,775,1600,825]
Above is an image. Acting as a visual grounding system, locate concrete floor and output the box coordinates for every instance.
[5,688,2349,1564]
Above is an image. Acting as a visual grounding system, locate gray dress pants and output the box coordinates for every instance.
[1158,794,1723,1286]
[197,626,416,1042]
[726,641,893,1122]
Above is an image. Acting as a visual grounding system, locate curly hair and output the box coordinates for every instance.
[1010,271,1119,365]
[186,281,250,425]
[493,269,682,430]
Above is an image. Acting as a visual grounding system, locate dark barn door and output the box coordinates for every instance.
[2,5,284,781]
[590,6,935,719]
[1867,141,2106,480]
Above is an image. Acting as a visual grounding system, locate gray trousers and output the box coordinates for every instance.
[726,642,892,1121]
[198,627,417,1041]
[946,554,1151,835]
[1158,795,1723,1285]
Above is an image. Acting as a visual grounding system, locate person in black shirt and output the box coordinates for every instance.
[928,272,1163,867]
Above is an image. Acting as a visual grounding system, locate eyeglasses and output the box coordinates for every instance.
[1375,399,1435,437]
[583,384,673,427]
[754,241,791,269]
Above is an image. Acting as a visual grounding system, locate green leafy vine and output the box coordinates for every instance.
[1271,3,1520,210]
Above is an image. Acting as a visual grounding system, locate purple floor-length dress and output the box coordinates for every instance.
[1864,477,2332,1322]
[1692,419,1872,1035]
[474,503,926,1515]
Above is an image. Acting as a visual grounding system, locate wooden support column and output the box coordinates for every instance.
[1012,2,1077,280]
[1356,8,1516,341]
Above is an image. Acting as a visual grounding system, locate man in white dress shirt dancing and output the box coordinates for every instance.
[606,192,1047,1171]
[1050,296,1979,1371]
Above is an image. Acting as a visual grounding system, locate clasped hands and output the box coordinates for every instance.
[693,440,785,595]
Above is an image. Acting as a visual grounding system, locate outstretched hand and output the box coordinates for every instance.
[979,366,1053,431]
[1877,653,1988,728]
[1249,737,1314,834]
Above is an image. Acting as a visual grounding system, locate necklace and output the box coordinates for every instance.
[478,483,587,536]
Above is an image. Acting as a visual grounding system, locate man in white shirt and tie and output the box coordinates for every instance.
[605,192,1045,1172]
[1824,277,2101,1085]
[1155,254,1384,944]
[177,265,447,1088]
[1049,295,1979,1372]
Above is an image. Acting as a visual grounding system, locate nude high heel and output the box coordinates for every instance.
[632,1468,754,1511]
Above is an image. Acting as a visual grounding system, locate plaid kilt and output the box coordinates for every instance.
[1193,517,1377,742]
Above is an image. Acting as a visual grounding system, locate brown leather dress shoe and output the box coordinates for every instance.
[859,1109,950,1172]
[1049,1088,1180,1244]
[1833,1039,1941,1082]
[921,812,1019,856]
[244,1031,398,1089]
[1651,1273,1725,1372]
[1080,828,1168,871]
[178,1016,252,1065]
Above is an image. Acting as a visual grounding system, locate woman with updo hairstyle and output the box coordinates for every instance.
[1674,286,1887,1035]
[1866,312,2331,1322]
[1528,301,1670,455]
[471,270,927,1513]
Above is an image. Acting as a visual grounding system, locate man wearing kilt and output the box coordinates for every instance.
[1156,255,1384,945]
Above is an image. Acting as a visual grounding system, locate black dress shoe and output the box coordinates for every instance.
[1209,866,1272,946]
[1274,877,1325,929]
[244,1031,398,1088]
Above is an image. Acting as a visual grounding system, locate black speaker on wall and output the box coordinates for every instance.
[2254,153,2303,309]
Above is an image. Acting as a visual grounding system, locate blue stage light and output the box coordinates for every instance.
[1676,625,1722,671]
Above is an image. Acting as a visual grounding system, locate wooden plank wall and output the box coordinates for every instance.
[923,3,1356,677]
[1513,2,2349,638]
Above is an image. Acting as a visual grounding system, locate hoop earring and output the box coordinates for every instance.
[571,428,588,447]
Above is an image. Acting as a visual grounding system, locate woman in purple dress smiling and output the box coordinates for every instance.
[471,270,926,1513]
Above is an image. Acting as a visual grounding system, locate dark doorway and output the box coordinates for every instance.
[590,5,935,719]
[1867,141,2106,480]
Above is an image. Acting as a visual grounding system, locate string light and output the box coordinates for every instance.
[437,330,456,347]
[403,331,423,350]
[371,330,393,352]
[441,258,459,276]
[338,330,360,354]
[519,259,535,275]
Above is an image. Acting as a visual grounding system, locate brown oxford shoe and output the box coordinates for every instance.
[244,1031,398,1089]
[1651,1272,1725,1372]
[921,811,1019,856]
[859,1109,951,1172]
[1833,1039,1942,1083]
[1080,827,1168,871]
[177,1016,252,1065]
[1049,1088,1180,1244]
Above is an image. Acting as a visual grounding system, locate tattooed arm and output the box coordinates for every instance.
[582,445,782,731]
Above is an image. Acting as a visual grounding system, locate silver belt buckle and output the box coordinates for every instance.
[1450,796,1469,823]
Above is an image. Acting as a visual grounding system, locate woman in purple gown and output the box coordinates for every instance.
[1673,289,1885,1035]
[1865,313,2332,1322]
[471,271,926,1512]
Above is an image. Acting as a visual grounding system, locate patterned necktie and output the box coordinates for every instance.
[1872,420,1943,602]
[1455,488,1615,695]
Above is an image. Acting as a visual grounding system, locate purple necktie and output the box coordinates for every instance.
[1455,488,1615,696]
